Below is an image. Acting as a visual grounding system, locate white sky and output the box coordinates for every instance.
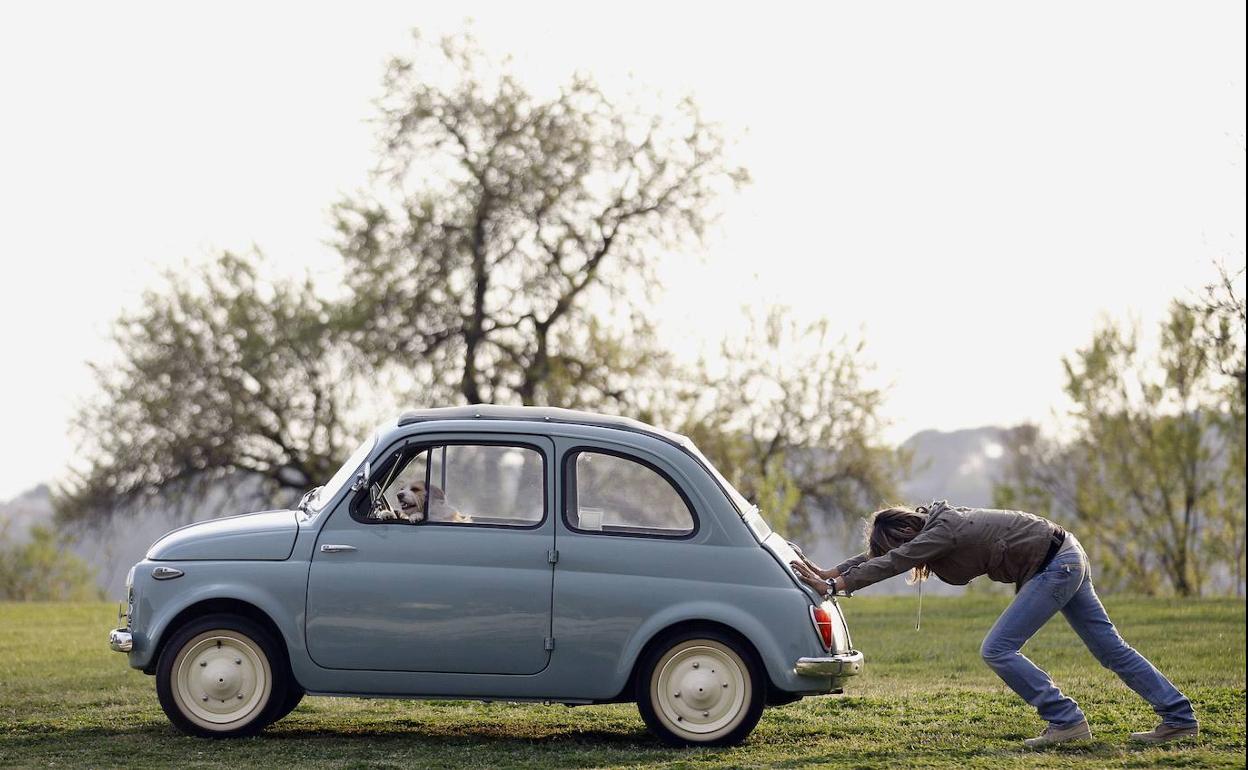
[0,1,1244,500]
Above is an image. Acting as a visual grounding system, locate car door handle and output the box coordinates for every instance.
[320,544,357,554]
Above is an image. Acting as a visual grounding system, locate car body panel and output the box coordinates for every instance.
[126,558,310,671]
[146,510,298,561]
[118,408,860,704]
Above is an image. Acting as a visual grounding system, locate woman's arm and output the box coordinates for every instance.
[838,519,956,592]
[829,552,868,579]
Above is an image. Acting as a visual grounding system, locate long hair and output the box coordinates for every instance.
[866,506,931,583]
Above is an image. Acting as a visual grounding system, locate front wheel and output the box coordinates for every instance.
[635,629,765,747]
[155,614,289,738]
[267,684,305,725]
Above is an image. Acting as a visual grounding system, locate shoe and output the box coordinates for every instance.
[1129,722,1199,744]
[1023,719,1092,748]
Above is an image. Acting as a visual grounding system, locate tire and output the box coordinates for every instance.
[635,628,765,747]
[155,613,289,738]
[267,684,305,725]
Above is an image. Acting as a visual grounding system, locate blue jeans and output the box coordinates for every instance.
[979,534,1197,728]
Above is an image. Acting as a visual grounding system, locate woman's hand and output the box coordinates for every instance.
[790,560,830,595]
[792,551,839,580]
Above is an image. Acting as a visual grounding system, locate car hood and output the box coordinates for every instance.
[147,509,298,561]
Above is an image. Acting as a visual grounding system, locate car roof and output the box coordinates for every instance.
[395,405,689,446]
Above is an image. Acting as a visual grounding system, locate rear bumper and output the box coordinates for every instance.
[794,650,864,678]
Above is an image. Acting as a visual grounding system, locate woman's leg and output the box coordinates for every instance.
[1059,542,1197,727]
[980,549,1087,727]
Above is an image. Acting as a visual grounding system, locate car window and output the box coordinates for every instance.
[353,444,545,528]
[566,450,695,537]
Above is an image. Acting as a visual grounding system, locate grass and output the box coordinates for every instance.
[0,596,1243,768]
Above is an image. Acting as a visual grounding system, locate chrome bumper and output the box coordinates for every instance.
[795,650,864,678]
[108,628,133,653]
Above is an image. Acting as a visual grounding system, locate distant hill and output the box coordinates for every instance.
[898,425,1013,509]
[0,484,52,538]
[0,426,1016,598]
[0,478,274,598]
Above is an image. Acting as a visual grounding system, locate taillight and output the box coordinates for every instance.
[809,605,833,651]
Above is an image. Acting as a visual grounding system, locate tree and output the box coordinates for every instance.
[334,32,746,410]
[60,30,745,524]
[996,301,1244,596]
[60,253,365,523]
[0,523,101,601]
[1191,264,1246,409]
[1187,264,1246,594]
[652,309,907,539]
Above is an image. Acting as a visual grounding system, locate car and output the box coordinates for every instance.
[108,405,863,746]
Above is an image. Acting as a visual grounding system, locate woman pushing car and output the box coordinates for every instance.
[791,500,1198,748]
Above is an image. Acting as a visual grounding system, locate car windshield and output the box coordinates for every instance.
[306,431,377,515]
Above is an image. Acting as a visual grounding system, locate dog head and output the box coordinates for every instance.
[394,480,446,521]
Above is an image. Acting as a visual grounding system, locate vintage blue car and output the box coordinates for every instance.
[109,406,862,746]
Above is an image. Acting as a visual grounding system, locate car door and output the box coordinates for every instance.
[305,434,555,675]
[548,441,705,680]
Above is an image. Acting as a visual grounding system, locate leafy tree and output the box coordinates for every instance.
[652,309,907,539]
[60,30,744,524]
[60,253,365,523]
[61,31,903,545]
[1191,264,1246,410]
[1187,264,1246,593]
[0,523,101,601]
[996,301,1244,596]
[334,32,746,409]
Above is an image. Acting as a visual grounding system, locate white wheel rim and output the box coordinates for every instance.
[651,640,750,740]
[172,630,272,730]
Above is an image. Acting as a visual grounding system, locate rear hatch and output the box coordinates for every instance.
[742,509,854,654]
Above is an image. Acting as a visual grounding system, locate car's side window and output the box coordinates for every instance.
[565,450,696,538]
[351,443,545,528]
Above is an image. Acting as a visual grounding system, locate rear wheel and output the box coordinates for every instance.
[156,614,289,738]
[635,629,765,747]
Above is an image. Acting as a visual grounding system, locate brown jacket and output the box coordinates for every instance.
[834,501,1063,593]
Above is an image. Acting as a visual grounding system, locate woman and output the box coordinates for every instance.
[790,501,1198,748]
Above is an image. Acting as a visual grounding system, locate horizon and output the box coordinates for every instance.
[1,1,1245,500]
[0,422,1018,505]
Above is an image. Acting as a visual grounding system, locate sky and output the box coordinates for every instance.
[0,1,1244,501]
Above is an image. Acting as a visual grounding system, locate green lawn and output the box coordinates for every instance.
[1,596,1243,768]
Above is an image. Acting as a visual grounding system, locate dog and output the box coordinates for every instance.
[388,479,471,524]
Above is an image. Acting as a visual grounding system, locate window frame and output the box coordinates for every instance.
[348,438,550,531]
[561,445,700,540]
